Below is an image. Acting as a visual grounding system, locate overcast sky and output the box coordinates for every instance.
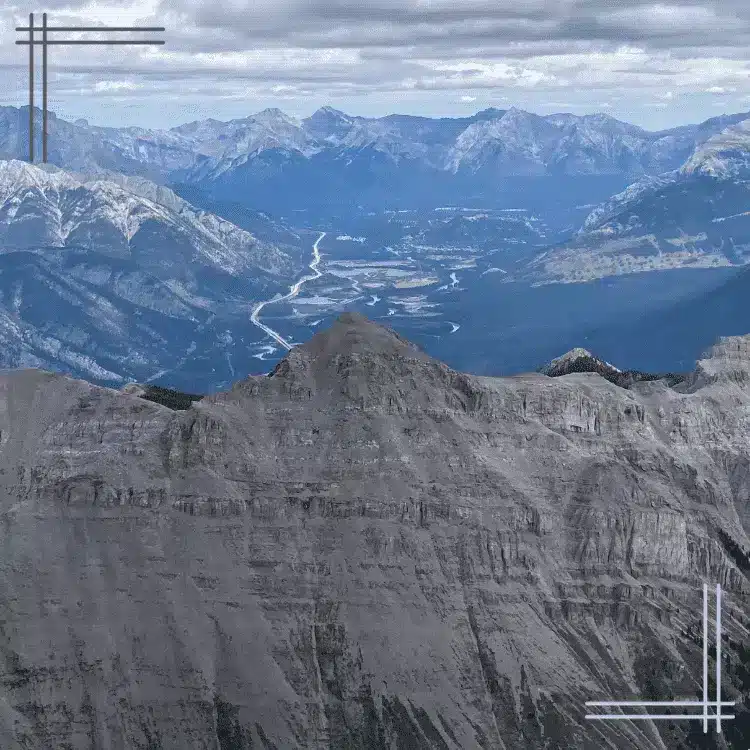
[2,0,750,130]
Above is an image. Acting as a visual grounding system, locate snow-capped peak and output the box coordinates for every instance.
[543,347,594,371]
[251,107,301,128]
[0,159,81,198]
[314,106,351,120]
[578,170,681,234]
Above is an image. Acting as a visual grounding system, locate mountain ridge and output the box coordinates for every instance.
[4,104,750,184]
[0,313,748,748]
[0,159,303,387]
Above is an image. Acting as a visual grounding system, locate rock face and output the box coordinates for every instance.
[0,312,749,749]
[540,348,688,389]
[540,347,621,378]
[529,168,750,284]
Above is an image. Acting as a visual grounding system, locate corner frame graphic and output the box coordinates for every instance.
[585,584,735,734]
[15,13,165,163]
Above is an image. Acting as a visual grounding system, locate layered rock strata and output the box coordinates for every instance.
[0,313,748,749]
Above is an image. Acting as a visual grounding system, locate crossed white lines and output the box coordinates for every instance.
[585,584,735,734]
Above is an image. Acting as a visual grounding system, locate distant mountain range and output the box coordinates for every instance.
[519,116,750,283]
[3,104,750,750]
[4,104,750,217]
[525,176,750,283]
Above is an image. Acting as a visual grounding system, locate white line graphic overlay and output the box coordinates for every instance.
[704,582,709,732]
[585,583,735,734]
[716,583,722,734]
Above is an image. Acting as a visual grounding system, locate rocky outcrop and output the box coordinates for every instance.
[540,347,686,389]
[0,312,749,749]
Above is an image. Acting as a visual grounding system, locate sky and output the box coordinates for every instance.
[2,0,750,131]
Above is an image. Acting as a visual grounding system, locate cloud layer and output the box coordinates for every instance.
[1,0,750,129]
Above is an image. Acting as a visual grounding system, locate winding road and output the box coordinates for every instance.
[250,231,326,351]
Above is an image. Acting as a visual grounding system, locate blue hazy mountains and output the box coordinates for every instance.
[1,104,750,387]
[3,104,749,217]
[0,160,305,388]
[529,119,750,283]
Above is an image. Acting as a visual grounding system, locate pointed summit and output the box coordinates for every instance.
[303,107,354,141]
[501,106,527,118]
[308,106,350,121]
[320,105,348,117]
[498,107,543,127]
[254,107,286,118]
[251,108,299,126]
[265,313,437,409]
[299,312,429,361]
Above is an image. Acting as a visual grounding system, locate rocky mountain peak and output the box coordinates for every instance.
[260,313,448,411]
[498,107,547,130]
[1,318,750,748]
[303,107,356,143]
[690,333,750,387]
[269,313,432,380]
[300,312,429,361]
[0,159,77,192]
[251,107,300,127]
[538,348,691,390]
[680,117,750,178]
[311,105,350,120]
[540,347,621,377]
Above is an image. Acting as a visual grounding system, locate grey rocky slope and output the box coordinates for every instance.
[0,160,293,273]
[1,312,749,749]
[525,170,750,283]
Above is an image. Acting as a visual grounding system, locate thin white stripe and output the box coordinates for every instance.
[586,715,735,722]
[716,584,722,734]
[585,582,735,734]
[585,701,734,707]
[704,583,709,733]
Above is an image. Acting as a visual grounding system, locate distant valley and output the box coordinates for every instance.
[1,104,750,388]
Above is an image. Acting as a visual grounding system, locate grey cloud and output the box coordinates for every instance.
[41,56,430,85]
[9,0,143,11]
[182,0,558,30]
[2,0,750,131]
[6,1,750,63]
[153,0,750,51]
[7,0,750,54]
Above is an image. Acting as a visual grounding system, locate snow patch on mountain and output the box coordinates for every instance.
[0,160,293,276]
[579,171,681,233]
[681,118,750,178]
[3,104,750,190]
